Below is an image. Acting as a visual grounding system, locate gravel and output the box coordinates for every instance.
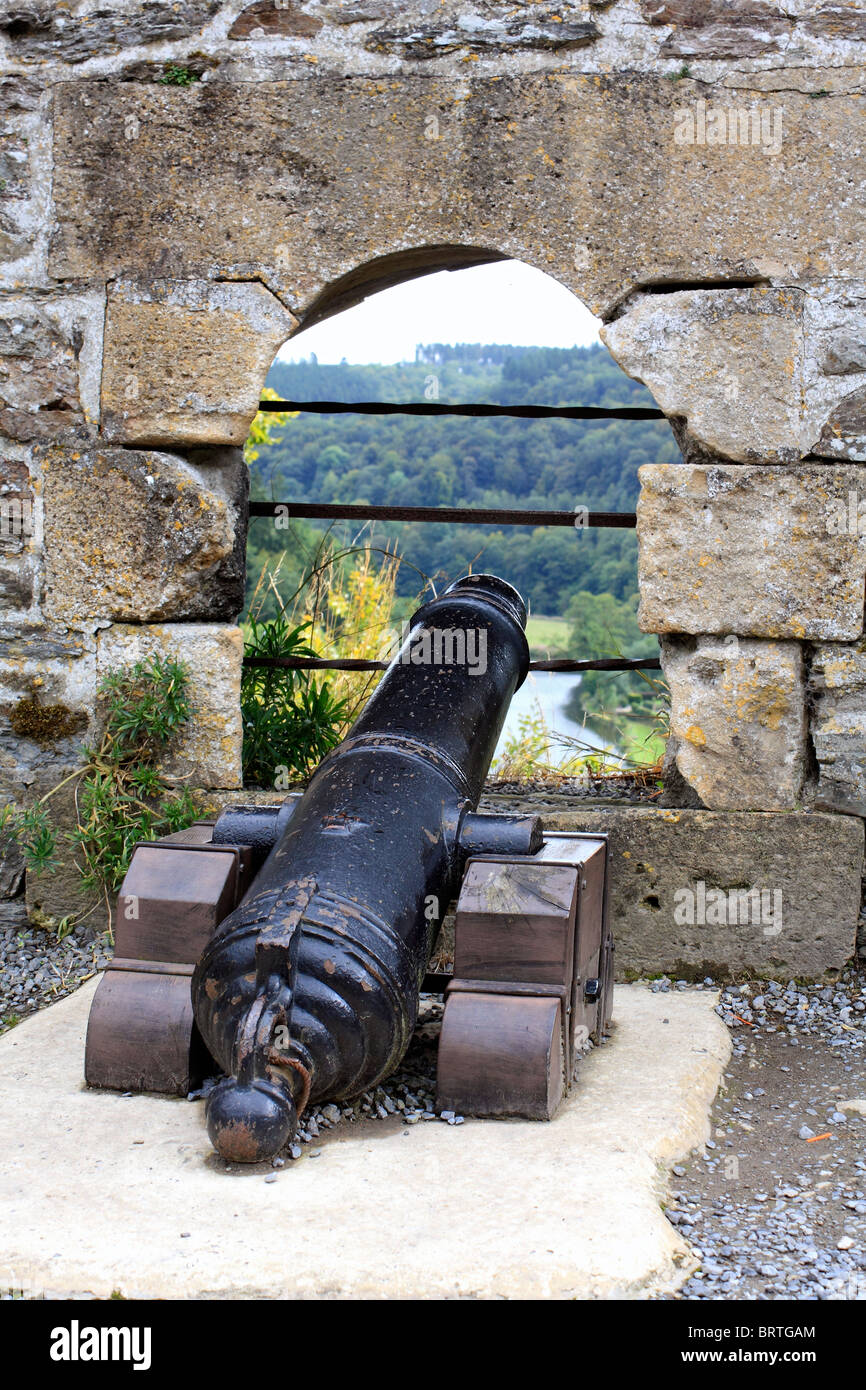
[0,923,112,1033]
[480,774,662,809]
[656,966,866,1301]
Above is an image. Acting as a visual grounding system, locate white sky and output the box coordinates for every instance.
[277,260,602,365]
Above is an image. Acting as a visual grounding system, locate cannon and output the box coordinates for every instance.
[193,573,543,1161]
[85,574,613,1161]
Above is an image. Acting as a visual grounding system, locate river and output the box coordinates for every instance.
[494,671,613,761]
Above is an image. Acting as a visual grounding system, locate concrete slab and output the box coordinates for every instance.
[0,978,730,1300]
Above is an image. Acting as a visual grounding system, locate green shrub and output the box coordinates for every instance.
[0,655,201,921]
[241,617,351,786]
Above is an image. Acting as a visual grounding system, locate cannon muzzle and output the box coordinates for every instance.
[192,574,541,1161]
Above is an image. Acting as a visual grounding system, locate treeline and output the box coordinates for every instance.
[247,343,681,616]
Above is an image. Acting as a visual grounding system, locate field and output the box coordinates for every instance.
[524,614,570,657]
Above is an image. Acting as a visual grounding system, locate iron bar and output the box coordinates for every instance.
[249,501,636,528]
[243,655,661,673]
[257,399,665,421]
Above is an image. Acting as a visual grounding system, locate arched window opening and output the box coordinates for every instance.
[242,259,680,791]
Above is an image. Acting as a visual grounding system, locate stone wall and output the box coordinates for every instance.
[0,0,864,970]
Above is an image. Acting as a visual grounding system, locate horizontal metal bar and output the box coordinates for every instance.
[258,399,665,420]
[249,501,636,528]
[243,656,661,674]
[528,657,661,674]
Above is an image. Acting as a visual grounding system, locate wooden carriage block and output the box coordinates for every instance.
[114,837,246,964]
[86,824,251,1096]
[436,989,564,1120]
[535,834,610,1048]
[454,859,580,988]
[436,836,613,1120]
[85,963,211,1096]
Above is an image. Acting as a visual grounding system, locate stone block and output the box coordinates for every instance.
[0,453,37,610]
[48,76,866,321]
[0,456,35,558]
[0,90,51,286]
[809,640,866,817]
[0,558,34,610]
[101,280,297,448]
[0,3,221,64]
[662,636,807,811]
[95,624,244,790]
[821,334,866,377]
[0,833,24,900]
[365,15,600,57]
[602,288,805,465]
[813,384,866,462]
[542,807,865,980]
[0,625,96,802]
[23,775,107,936]
[803,280,866,459]
[637,463,866,641]
[40,446,248,625]
[0,76,41,115]
[4,617,244,932]
[0,295,105,444]
[229,1,323,38]
[640,1,792,56]
[800,7,866,41]
[0,306,81,443]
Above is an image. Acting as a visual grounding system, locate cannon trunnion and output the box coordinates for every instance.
[85,575,613,1162]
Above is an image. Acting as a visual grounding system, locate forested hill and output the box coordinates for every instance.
[247,343,681,616]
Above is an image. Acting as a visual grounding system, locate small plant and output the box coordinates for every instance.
[242,618,350,785]
[244,388,299,468]
[667,64,691,82]
[491,708,557,780]
[159,65,201,87]
[242,533,412,787]
[1,655,200,926]
[0,802,56,873]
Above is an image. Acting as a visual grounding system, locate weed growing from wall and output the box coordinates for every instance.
[0,655,200,929]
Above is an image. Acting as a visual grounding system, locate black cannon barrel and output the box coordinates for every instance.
[193,574,541,1162]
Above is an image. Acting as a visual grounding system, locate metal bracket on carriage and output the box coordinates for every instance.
[435,834,613,1122]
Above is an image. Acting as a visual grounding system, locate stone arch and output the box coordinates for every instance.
[98,240,610,454]
[299,244,509,332]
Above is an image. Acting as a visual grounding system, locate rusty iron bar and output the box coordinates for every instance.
[249,501,636,527]
[257,399,665,420]
[242,655,661,673]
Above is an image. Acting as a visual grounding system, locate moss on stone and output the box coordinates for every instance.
[9,698,87,745]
